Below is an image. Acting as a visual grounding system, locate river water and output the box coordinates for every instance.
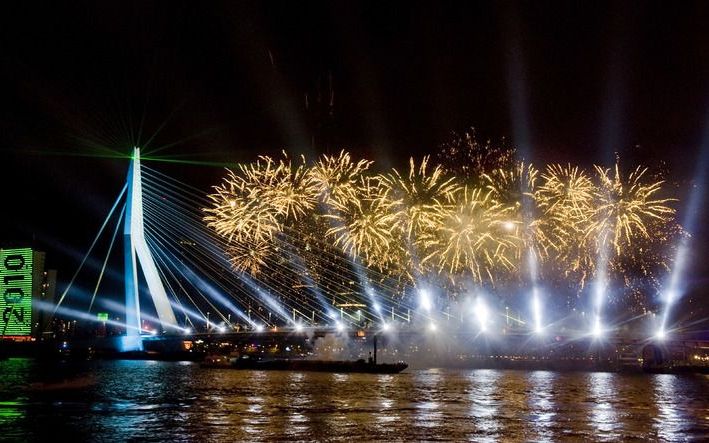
[1,358,708,442]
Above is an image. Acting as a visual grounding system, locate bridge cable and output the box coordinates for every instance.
[88,204,125,314]
[52,183,127,318]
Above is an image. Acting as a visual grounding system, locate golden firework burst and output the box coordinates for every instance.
[227,241,272,275]
[204,149,679,307]
[537,164,597,284]
[420,187,520,283]
[309,150,373,205]
[323,176,399,269]
[239,152,318,222]
[204,169,282,243]
[589,164,676,256]
[382,156,461,242]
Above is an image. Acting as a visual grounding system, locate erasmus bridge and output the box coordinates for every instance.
[50,148,417,352]
[47,148,704,365]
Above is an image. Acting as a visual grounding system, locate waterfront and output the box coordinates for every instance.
[1,358,708,441]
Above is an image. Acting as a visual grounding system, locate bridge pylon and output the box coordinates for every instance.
[122,147,177,351]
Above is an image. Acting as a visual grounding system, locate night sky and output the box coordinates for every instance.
[1,2,708,317]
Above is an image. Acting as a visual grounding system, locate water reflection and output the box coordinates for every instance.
[468,369,501,441]
[588,372,619,440]
[285,372,311,438]
[413,370,443,431]
[0,359,708,441]
[653,374,683,441]
[0,400,25,424]
[243,397,264,433]
[527,371,557,442]
[376,374,400,425]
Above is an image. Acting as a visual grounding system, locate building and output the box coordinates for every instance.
[0,247,56,340]
[34,269,57,338]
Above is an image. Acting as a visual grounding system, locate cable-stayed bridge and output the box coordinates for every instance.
[51,148,417,352]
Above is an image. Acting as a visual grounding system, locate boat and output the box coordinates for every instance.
[201,354,408,374]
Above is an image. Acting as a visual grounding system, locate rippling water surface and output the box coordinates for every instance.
[1,358,708,441]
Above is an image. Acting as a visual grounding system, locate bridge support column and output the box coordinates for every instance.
[123,148,178,351]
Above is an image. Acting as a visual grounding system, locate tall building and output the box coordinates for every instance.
[0,247,54,340]
[34,269,57,337]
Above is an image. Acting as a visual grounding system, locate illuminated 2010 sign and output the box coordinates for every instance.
[0,248,33,336]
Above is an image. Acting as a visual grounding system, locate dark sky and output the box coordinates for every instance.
[1,1,708,312]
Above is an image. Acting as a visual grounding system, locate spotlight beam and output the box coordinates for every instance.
[659,115,709,336]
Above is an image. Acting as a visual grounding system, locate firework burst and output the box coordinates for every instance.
[227,241,272,275]
[588,164,676,256]
[484,162,538,208]
[240,152,318,222]
[204,169,282,243]
[323,176,399,269]
[420,187,520,283]
[204,148,679,311]
[483,162,543,259]
[382,156,460,242]
[537,164,597,284]
[309,150,373,205]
